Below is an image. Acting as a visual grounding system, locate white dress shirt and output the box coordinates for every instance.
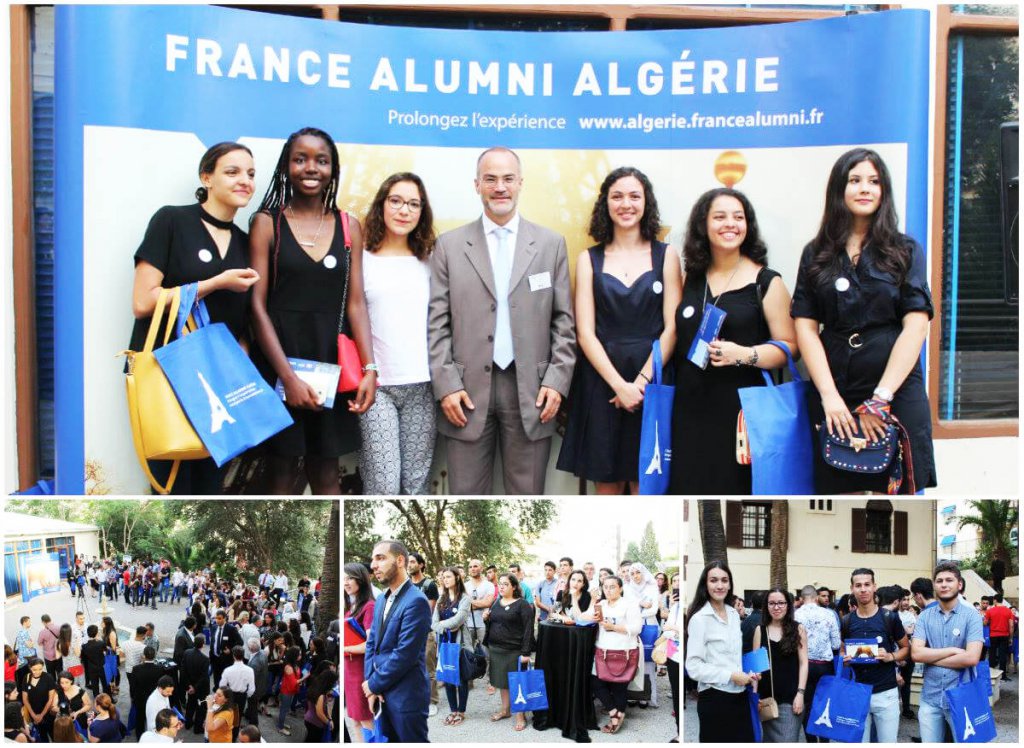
[145,690,170,733]
[220,661,256,697]
[273,574,288,590]
[685,601,744,693]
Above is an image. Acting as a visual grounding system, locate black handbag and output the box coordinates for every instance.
[460,627,487,680]
[819,422,897,474]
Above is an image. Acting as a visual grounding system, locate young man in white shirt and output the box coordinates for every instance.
[138,708,182,743]
[145,677,175,737]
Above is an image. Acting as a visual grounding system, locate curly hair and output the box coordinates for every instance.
[363,172,436,260]
[807,147,910,286]
[682,187,768,274]
[588,166,662,244]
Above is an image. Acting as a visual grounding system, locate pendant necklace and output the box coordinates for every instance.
[287,205,326,248]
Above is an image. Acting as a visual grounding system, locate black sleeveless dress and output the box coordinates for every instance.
[557,242,668,482]
[254,210,360,458]
[670,267,778,495]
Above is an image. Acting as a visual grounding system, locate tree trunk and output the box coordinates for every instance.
[316,501,340,637]
[700,500,729,568]
[769,500,789,590]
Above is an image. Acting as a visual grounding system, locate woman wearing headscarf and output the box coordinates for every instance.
[629,562,661,708]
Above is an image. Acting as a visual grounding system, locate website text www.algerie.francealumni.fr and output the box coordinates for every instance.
[578,108,826,133]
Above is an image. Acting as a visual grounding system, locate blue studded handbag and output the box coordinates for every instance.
[819,421,897,475]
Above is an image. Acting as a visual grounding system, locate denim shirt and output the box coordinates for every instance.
[913,600,984,709]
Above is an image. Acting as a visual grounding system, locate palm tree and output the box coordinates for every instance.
[958,500,1018,576]
[699,500,729,568]
[769,500,788,590]
[316,500,340,637]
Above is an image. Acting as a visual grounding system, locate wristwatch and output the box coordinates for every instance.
[872,386,894,402]
[797,688,806,694]
[362,363,379,374]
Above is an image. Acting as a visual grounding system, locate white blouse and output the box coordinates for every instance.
[685,601,744,693]
[362,251,431,386]
[591,596,642,650]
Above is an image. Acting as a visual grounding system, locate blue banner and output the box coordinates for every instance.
[55,5,930,493]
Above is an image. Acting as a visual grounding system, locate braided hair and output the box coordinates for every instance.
[253,127,342,285]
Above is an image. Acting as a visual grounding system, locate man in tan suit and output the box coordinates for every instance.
[428,146,575,494]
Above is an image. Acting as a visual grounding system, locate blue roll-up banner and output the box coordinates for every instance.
[21,553,63,603]
[55,5,930,493]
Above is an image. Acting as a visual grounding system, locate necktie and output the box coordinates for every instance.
[492,226,514,369]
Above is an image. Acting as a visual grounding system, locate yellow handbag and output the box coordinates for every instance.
[120,287,209,494]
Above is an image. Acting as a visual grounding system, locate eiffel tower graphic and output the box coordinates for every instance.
[513,684,527,706]
[645,424,663,475]
[814,698,833,728]
[961,707,976,740]
[197,370,236,433]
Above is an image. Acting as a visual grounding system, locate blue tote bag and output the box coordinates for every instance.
[946,666,997,743]
[363,703,389,743]
[638,340,674,494]
[154,284,292,466]
[103,652,119,683]
[640,623,660,662]
[737,340,815,495]
[806,659,873,743]
[437,630,461,686]
[508,660,548,713]
[746,684,763,743]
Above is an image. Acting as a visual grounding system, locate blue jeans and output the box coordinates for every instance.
[917,698,956,743]
[277,692,294,729]
[861,686,900,743]
[444,680,469,713]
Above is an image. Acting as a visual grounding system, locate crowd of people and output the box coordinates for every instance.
[128,129,936,497]
[5,555,339,743]
[344,540,682,742]
[685,559,1018,743]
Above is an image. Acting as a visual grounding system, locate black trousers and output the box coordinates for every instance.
[230,690,248,740]
[44,657,63,678]
[803,661,833,743]
[185,690,208,733]
[989,636,1010,675]
[667,659,680,717]
[592,675,629,713]
[899,659,914,712]
[85,668,109,698]
[696,687,754,743]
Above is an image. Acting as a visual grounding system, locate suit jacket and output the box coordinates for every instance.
[209,623,242,668]
[131,661,164,706]
[80,639,106,677]
[181,648,211,699]
[428,215,576,441]
[363,580,432,713]
[246,650,269,700]
[172,627,194,666]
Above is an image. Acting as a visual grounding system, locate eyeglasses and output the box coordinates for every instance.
[386,195,422,212]
[767,601,788,608]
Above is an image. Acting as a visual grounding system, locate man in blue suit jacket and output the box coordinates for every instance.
[363,539,432,742]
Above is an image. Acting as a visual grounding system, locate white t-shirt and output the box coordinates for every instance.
[362,251,432,386]
[273,574,288,590]
[464,577,496,628]
[138,731,174,743]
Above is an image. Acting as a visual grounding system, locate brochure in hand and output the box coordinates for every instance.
[687,303,726,369]
[743,646,770,673]
[846,639,881,664]
[275,358,341,409]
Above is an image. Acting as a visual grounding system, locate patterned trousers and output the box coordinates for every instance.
[359,382,436,494]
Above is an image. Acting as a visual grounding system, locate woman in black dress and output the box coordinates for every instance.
[557,167,682,493]
[670,188,797,495]
[57,671,92,733]
[21,658,57,742]
[751,589,808,743]
[792,148,935,493]
[250,127,376,495]
[130,142,260,494]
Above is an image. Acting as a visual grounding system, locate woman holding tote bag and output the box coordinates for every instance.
[751,588,808,742]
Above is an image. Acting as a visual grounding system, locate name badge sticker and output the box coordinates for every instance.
[835,277,851,292]
[197,249,213,263]
[529,272,552,292]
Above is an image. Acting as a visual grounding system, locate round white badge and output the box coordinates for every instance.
[323,255,338,269]
[876,636,884,644]
[835,277,851,293]
[197,249,213,263]
[652,280,664,294]
[953,628,961,637]
[682,305,695,319]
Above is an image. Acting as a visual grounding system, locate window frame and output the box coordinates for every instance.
[741,501,773,549]
[928,5,1019,438]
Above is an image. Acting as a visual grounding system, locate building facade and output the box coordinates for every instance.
[936,498,1019,564]
[3,511,100,598]
[685,498,937,605]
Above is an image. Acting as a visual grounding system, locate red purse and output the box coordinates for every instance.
[594,647,640,683]
[336,211,363,393]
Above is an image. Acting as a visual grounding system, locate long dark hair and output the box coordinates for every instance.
[760,587,801,657]
[682,188,768,274]
[101,616,116,645]
[195,141,253,203]
[363,172,436,260]
[685,560,734,631]
[498,573,522,600]
[588,166,662,244]
[436,566,466,614]
[807,147,910,285]
[558,570,592,613]
[344,563,373,620]
[58,624,72,657]
[254,127,342,286]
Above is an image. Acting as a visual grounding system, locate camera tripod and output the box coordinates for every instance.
[75,581,94,622]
